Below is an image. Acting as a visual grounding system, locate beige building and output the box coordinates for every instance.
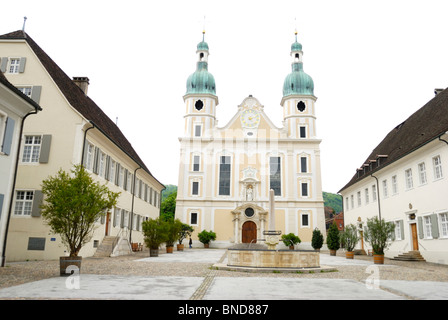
[0,30,164,262]
[175,33,326,248]
[339,88,448,265]
[0,71,41,266]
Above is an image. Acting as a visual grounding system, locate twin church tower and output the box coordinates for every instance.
[175,31,326,247]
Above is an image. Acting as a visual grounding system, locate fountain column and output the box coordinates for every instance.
[263,189,281,250]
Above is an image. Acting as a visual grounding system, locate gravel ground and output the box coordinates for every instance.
[1,249,447,290]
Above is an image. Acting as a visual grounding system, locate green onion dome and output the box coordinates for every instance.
[283,40,314,97]
[186,40,216,95]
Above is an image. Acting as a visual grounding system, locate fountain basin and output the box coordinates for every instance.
[227,248,320,269]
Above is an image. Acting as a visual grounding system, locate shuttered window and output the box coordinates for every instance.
[14,190,42,217]
[22,135,52,163]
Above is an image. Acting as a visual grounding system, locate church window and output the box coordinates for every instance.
[245,207,254,218]
[301,183,309,197]
[269,157,281,196]
[301,213,309,227]
[295,53,300,62]
[195,100,204,111]
[193,155,200,171]
[297,101,306,112]
[190,212,198,225]
[300,156,307,173]
[192,181,199,195]
[299,126,306,138]
[199,52,204,61]
[194,125,202,137]
[219,156,231,196]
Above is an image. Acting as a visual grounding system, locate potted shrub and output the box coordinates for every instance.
[198,230,216,248]
[177,223,194,251]
[142,217,169,257]
[340,224,359,259]
[363,216,395,264]
[165,219,183,253]
[311,228,324,252]
[40,165,119,276]
[327,222,340,256]
[281,233,301,249]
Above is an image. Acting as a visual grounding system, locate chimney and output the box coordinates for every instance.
[73,77,89,95]
[434,88,444,96]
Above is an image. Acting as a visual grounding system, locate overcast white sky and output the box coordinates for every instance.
[2,0,448,194]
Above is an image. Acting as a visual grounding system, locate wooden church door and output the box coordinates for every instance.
[242,221,257,243]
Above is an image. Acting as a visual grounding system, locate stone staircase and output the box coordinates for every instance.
[392,250,426,262]
[94,236,117,257]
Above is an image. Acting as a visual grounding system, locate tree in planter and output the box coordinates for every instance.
[197,230,216,248]
[41,165,119,258]
[165,219,183,253]
[177,223,194,249]
[363,216,395,263]
[142,217,169,256]
[340,224,359,258]
[311,228,324,251]
[281,233,301,249]
[326,222,340,255]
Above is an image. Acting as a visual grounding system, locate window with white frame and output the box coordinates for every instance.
[357,191,361,207]
[8,58,20,73]
[22,135,41,163]
[84,142,94,170]
[372,185,377,201]
[423,215,432,238]
[301,213,309,227]
[0,111,6,148]
[350,195,354,209]
[391,175,398,195]
[364,188,369,204]
[98,151,106,178]
[405,169,413,189]
[345,197,349,211]
[193,155,200,171]
[192,181,199,195]
[190,212,198,225]
[394,220,403,240]
[17,86,32,97]
[14,191,34,216]
[440,212,448,238]
[301,182,309,197]
[418,162,427,185]
[194,124,202,137]
[382,180,388,197]
[433,155,443,180]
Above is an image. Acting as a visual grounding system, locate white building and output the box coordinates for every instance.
[0,30,164,262]
[339,88,448,265]
[175,33,326,248]
[0,71,41,266]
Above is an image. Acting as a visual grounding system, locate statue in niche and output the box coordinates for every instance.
[246,185,254,201]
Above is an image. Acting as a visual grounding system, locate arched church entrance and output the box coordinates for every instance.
[242,221,257,244]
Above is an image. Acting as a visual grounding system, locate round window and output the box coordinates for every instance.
[195,100,204,111]
[245,207,255,218]
[297,101,306,112]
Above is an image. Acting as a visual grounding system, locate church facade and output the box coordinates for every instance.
[175,33,326,248]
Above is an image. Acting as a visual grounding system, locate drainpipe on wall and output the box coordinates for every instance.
[1,109,39,267]
[439,132,448,146]
[370,174,382,221]
[81,121,95,167]
[129,166,141,246]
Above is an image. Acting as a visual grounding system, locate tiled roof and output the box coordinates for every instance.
[0,30,163,188]
[339,87,448,193]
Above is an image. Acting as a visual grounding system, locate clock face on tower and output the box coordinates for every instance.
[241,109,260,128]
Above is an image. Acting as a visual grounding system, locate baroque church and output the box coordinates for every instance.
[175,32,326,248]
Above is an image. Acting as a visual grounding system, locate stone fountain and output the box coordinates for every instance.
[218,190,332,273]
